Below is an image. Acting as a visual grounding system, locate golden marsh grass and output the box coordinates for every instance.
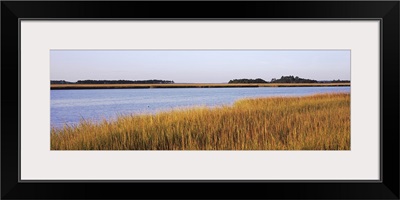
[51,93,350,150]
[51,83,350,90]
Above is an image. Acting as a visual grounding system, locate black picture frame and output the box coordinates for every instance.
[2,1,399,199]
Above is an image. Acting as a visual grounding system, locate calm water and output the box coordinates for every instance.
[51,87,350,128]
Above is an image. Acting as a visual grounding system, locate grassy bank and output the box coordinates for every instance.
[51,83,350,90]
[51,93,350,150]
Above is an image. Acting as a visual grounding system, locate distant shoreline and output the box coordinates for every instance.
[51,83,350,90]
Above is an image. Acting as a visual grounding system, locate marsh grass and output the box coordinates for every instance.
[51,93,350,150]
[51,83,350,90]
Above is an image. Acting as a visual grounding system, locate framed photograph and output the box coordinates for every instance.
[2,1,399,199]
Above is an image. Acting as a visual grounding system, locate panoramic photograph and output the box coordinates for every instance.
[50,50,350,150]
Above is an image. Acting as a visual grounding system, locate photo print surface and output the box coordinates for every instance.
[50,50,351,150]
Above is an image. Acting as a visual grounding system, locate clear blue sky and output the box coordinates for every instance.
[50,50,350,83]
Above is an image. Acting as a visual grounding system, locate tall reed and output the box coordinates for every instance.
[51,93,350,150]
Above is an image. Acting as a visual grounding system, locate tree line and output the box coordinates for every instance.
[51,79,175,84]
[51,76,350,84]
[228,78,267,84]
[270,76,317,83]
[229,76,350,84]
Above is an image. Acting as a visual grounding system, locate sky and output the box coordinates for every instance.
[50,50,350,83]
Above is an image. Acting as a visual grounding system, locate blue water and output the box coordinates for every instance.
[51,86,350,128]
